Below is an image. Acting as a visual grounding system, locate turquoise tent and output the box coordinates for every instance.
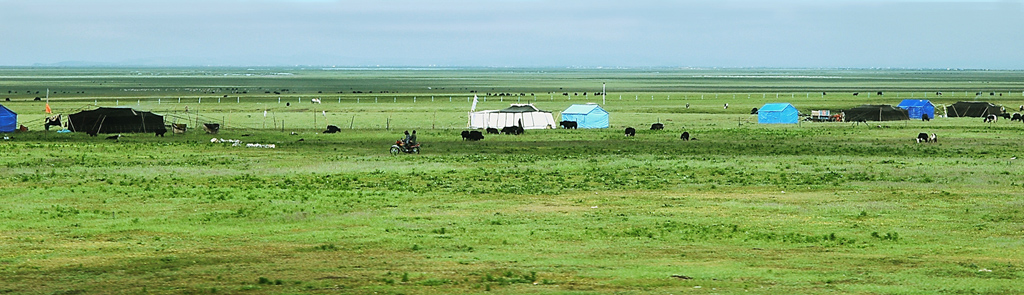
[0,104,16,133]
[897,99,935,120]
[757,103,799,124]
[560,104,609,128]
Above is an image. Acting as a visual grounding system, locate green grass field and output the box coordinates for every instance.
[1,68,1023,294]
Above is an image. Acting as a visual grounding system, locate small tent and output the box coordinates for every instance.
[945,101,1003,117]
[897,99,935,120]
[560,104,609,128]
[0,104,16,133]
[843,105,909,121]
[469,104,556,129]
[68,107,166,134]
[757,103,799,124]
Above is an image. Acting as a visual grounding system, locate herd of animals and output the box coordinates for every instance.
[461,121,693,142]
[460,110,1024,144]
[985,112,1024,123]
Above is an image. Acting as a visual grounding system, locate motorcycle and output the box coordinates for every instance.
[390,140,420,155]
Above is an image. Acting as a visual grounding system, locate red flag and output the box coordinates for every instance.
[45,103,52,114]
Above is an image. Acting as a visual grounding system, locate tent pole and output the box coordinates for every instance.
[96,115,107,135]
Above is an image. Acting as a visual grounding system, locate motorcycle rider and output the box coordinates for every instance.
[401,130,411,147]
[409,130,418,147]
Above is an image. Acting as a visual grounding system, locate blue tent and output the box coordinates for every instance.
[897,99,935,120]
[758,103,799,124]
[560,104,609,128]
[0,104,16,133]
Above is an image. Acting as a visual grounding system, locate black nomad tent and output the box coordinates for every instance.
[843,105,909,121]
[945,101,1004,117]
[68,107,166,134]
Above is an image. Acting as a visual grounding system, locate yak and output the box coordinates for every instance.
[461,130,484,141]
[501,126,524,135]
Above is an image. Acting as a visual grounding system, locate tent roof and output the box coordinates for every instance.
[562,104,606,115]
[498,104,549,113]
[897,99,932,107]
[72,107,162,116]
[951,101,998,106]
[848,104,901,110]
[759,103,794,112]
[0,104,15,115]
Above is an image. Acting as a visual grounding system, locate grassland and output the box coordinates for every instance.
[1,68,1023,294]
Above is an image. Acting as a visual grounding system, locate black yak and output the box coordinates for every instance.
[461,130,484,141]
[323,125,341,134]
[501,126,524,135]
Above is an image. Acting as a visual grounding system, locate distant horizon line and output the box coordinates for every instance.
[1,65,1022,71]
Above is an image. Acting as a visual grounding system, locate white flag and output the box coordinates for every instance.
[471,95,479,112]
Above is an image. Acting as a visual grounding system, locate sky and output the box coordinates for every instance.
[1,0,1022,68]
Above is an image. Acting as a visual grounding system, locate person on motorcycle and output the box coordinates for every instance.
[401,130,411,147]
[409,130,418,147]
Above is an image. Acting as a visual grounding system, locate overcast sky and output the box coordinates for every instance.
[1,0,1022,68]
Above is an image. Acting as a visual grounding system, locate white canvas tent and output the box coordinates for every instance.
[469,104,556,129]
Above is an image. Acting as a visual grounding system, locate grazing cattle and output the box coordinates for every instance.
[917,133,929,143]
[323,125,341,133]
[1011,113,1022,122]
[936,92,943,95]
[1001,113,1011,119]
[486,128,499,134]
[1019,105,1023,112]
[877,91,883,95]
[461,130,484,141]
[751,107,759,114]
[155,128,167,137]
[501,126,524,135]
[106,134,121,140]
[650,123,664,130]
[930,133,937,143]
[853,92,859,96]
[984,114,998,123]
[723,103,729,109]
[922,114,930,121]
[680,131,690,141]
[559,121,578,129]
[311,98,321,104]
[685,103,690,109]
[624,127,636,137]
